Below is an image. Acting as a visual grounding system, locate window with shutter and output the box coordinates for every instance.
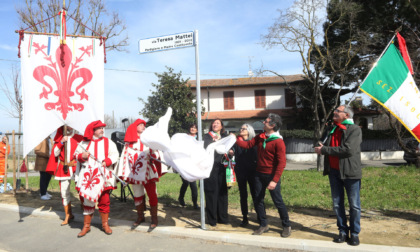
[255,90,266,108]
[223,91,234,110]
[285,88,296,107]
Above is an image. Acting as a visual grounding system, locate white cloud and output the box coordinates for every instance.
[0,44,18,51]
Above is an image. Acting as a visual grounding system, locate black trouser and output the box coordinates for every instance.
[254,172,290,228]
[179,176,198,205]
[236,169,256,219]
[204,164,228,226]
[39,171,52,196]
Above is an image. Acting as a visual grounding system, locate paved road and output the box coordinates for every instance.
[0,208,298,252]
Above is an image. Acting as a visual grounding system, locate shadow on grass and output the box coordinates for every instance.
[377,209,420,222]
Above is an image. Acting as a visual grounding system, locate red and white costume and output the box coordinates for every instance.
[75,121,119,215]
[46,127,83,206]
[117,119,162,207]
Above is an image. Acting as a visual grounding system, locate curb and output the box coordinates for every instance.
[0,203,417,252]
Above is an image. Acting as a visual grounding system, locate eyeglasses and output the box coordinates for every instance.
[334,109,346,113]
[240,128,248,131]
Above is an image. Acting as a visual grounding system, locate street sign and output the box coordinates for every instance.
[138,31,194,54]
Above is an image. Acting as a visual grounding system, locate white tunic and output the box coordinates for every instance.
[75,137,119,191]
[116,138,160,185]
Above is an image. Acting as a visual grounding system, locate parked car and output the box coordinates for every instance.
[403,139,420,165]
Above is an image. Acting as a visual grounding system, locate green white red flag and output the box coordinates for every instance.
[360,36,419,141]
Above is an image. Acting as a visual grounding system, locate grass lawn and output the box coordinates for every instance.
[4,165,419,212]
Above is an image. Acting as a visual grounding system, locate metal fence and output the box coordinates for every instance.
[4,135,406,157]
[283,138,403,153]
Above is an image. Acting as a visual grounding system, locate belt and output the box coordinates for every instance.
[59,160,77,167]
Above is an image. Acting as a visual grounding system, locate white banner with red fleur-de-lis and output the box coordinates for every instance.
[117,147,148,184]
[21,34,104,156]
[78,158,105,203]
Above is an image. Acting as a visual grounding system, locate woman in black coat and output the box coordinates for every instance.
[230,124,258,227]
[203,119,229,226]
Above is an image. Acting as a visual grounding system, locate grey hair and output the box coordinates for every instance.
[341,105,354,119]
[242,124,256,140]
[267,113,282,132]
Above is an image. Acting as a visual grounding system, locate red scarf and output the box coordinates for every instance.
[328,123,346,170]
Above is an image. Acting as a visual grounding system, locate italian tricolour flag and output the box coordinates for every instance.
[360,41,420,141]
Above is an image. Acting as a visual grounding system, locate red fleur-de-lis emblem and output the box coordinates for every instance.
[132,153,146,175]
[82,165,101,190]
[32,42,94,119]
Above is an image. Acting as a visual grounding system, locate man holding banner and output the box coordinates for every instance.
[314,105,362,246]
[75,120,119,237]
[47,126,83,226]
[117,119,163,232]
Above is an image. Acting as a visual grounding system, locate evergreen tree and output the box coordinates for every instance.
[323,0,420,166]
[139,67,204,136]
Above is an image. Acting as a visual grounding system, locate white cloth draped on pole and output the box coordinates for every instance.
[141,108,236,182]
[21,34,104,156]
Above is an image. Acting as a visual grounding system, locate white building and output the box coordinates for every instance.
[189,75,306,133]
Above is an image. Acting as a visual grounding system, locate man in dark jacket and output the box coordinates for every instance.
[314,105,362,246]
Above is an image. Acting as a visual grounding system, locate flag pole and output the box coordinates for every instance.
[346,33,397,105]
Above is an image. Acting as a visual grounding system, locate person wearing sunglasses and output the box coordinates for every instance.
[229,124,257,227]
[235,113,291,238]
[314,105,362,246]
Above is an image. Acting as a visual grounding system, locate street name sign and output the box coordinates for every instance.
[138,31,194,54]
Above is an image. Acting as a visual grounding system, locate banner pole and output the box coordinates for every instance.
[194,30,206,230]
[12,131,16,193]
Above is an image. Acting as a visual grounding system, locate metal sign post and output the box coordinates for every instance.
[139,30,206,229]
[193,30,206,230]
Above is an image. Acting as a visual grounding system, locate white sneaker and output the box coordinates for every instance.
[39,193,52,199]
[40,195,50,200]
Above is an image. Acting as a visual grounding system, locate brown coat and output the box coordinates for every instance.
[34,138,51,172]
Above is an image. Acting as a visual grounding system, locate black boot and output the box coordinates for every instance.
[240,216,248,227]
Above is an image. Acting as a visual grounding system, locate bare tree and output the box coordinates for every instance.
[0,66,23,166]
[104,113,117,129]
[261,0,374,170]
[104,113,136,129]
[0,66,22,124]
[16,0,128,51]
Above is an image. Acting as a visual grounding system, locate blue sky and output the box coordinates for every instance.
[0,0,304,132]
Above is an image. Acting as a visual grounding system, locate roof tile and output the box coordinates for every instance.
[189,75,305,88]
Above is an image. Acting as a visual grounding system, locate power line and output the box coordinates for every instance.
[0,59,19,62]
[104,68,251,77]
[0,58,272,77]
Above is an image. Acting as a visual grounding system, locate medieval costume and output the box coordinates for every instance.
[0,137,10,184]
[74,120,119,237]
[46,126,83,225]
[117,119,163,232]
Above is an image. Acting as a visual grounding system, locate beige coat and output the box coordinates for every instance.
[34,138,51,172]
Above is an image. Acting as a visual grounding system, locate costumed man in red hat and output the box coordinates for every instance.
[74,120,119,237]
[46,126,83,226]
[117,119,163,232]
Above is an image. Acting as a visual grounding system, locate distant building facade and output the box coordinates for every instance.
[189,75,306,133]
